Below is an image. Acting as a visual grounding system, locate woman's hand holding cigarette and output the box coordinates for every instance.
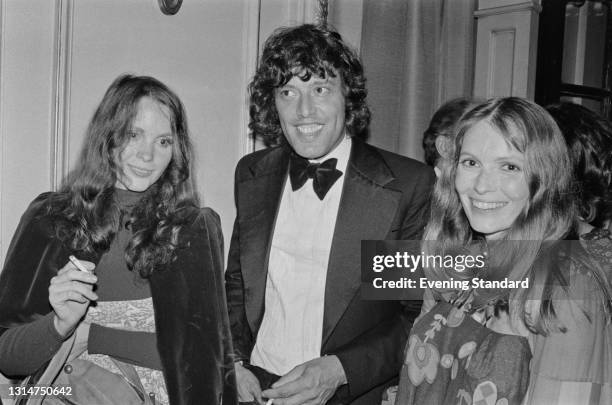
[49,257,98,338]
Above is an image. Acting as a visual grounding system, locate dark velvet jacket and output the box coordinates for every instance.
[0,193,237,405]
[226,140,435,404]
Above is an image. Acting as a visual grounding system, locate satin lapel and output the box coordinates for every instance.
[322,141,402,346]
[238,147,289,332]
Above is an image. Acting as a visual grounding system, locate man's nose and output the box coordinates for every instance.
[296,93,314,118]
[474,169,496,194]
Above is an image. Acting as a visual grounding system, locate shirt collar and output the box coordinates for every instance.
[309,134,351,173]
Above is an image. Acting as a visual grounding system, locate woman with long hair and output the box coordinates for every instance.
[0,74,237,404]
[393,97,611,404]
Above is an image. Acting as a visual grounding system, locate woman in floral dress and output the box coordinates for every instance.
[389,97,611,405]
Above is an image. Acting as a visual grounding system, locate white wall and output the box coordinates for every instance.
[0,0,259,265]
[0,0,57,262]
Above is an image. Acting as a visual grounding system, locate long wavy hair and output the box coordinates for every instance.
[546,102,612,229]
[45,74,199,277]
[422,97,608,334]
[249,24,370,146]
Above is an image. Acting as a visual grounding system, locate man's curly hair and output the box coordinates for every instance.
[249,24,370,146]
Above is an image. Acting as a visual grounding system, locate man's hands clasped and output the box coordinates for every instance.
[261,355,347,405]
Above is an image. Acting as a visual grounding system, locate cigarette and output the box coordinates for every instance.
[265,400,274,405]
[69,255,90,273]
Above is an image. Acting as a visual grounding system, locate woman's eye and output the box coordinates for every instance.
[127,131,140,141]
[159,137,174,147]
[503,163,520,172]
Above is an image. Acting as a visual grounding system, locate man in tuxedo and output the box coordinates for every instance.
[226,24,434,405]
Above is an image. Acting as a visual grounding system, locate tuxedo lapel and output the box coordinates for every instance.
[238,147,289,332]
[322,141,402,346]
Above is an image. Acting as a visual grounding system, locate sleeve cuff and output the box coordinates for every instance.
[43,312,67,343]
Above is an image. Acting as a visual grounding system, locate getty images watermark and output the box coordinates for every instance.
[360,240,586,300]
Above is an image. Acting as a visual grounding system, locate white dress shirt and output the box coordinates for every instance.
[250,136,352,375]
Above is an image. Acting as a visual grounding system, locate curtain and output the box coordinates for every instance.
[360,0,477,161]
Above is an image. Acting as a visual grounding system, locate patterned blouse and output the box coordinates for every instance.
[523,231,612,405]
[388,300,531,405]
[384,231,612,405]
[80,298,168,405]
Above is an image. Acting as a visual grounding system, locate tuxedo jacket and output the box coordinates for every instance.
[225,139,434,404]
[0,194,237,405]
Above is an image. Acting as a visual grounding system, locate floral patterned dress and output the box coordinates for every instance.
[384,231,612,405]
[389,301,531,405]
[523,231,612,405]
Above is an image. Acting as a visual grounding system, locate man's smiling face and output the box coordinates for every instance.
[274,72,346,159]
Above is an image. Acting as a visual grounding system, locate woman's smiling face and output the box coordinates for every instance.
[114,97,174,192]
[455,120,530,240]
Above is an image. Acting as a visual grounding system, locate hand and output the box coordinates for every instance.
[49,259,97,338]
[235,362,265,404]
[262,356,346,405]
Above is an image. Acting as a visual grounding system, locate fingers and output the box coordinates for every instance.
[235,363,263,403]
[266,387,332,405]
[263,358,343,405]
[56,290,88,304]
[49,259,98,338]
[238,380,262,403]
[268,391,311,405]
[271,365,304,388]
[264,364,305,399]
[263,378,306,399]
[49,281,98,302]
[51,263,97,294]
[57,259,96,280]
[265,386,333,405]
[53,272,97,287]
[49,260,97,311]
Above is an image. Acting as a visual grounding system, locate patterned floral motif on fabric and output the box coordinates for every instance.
[394,301,531,405]
[523,235,612,405]
[405,334,440,385]
[80,298,168,405]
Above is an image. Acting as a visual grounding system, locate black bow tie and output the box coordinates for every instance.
[289,154,343,200]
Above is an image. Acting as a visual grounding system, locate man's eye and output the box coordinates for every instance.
[279,89,295,97]
[315,87,330,95]
[459,159,477,167]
